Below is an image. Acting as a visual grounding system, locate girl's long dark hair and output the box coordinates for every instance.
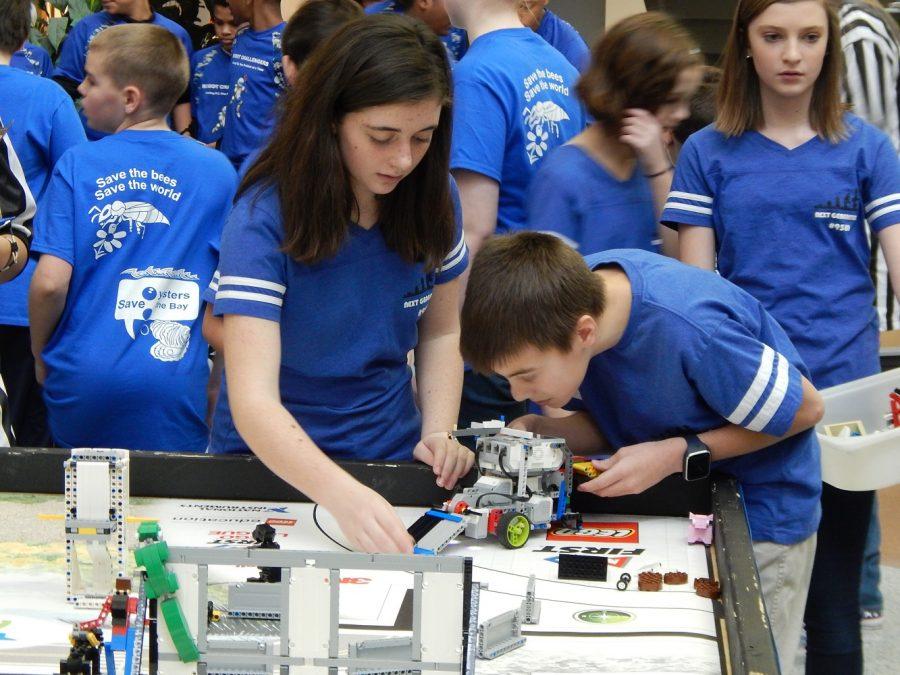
[240,14,455,269]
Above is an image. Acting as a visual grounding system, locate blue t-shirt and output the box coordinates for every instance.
[190,45,232,144]
[53,11,194,141]
[580,249,821,544]
[451,28,586,234]
[31,130,237,451]
[10,41,53,77]
[364,0,467,62]
[209,179,469,459]
[219,23,286,169]
[661,115,900,388]
[0,67,85,327]
[537,9,590,72]
[528,144,658,254]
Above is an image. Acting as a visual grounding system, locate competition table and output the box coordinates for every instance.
[0,447,777,674]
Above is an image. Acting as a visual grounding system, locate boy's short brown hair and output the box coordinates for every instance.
[89,24,189,117]
[460,233,606,374]
[577,12,701,132]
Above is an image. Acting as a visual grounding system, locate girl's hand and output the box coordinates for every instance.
[620,108,669,174]
[323,482,415,554]
[413,431,475,489]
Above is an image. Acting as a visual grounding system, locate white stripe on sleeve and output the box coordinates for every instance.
[215,290,284,307]
[668,191,714,204]
[217,275,286,294]
[439,241,468,273]
[662,201,713,216]
[868,203,900,222]
[727,345,775,426]
[442,234,466,263]
[745,352,791,432]
[865,193,900,213]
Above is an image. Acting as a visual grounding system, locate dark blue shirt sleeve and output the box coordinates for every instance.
[687,319,803,437]
[450,75,508,181]
[213,192,287,323]
[863,131,900,232]
[31,154,76,264]
[660,137,715,230]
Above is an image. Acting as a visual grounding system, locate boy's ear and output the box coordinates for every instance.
[122,84,143,116]
[573,314,597,348]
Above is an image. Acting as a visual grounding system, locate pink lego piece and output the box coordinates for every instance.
[687,512,714,545]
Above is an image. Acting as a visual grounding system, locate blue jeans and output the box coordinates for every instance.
[804,484,874,675]
[859,496,882,613]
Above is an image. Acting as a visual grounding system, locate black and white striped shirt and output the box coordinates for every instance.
[839,0,900,329]
[0,118,35,446]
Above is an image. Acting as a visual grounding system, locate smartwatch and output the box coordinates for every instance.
[683,435,711,481]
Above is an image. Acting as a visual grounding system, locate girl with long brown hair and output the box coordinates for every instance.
[208,14,473,554]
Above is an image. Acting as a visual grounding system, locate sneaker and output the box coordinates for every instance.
[861,608,883,629]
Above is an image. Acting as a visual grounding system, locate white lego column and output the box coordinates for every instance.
[156,562,199,675]
[420,571,464,674]
[289,565,332,674]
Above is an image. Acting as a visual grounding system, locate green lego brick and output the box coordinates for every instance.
[137,521,161,542]
[134,541,177,599]
[160,597,199,662]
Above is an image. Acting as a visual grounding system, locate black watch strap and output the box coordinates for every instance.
[683,435,711,481]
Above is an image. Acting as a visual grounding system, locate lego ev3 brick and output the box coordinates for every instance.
[557,553,608,581]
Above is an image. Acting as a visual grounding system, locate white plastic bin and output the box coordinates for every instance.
[815,368,900,491]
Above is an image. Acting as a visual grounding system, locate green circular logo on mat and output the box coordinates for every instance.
[574,609,635,624]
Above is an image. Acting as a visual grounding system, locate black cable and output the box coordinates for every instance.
[311,503,353,552]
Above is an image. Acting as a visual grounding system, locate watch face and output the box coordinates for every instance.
[685,450,711,481]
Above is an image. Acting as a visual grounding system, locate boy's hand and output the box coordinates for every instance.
[577,437,685,498]
[325,482,415,554]
[414,432,474,489]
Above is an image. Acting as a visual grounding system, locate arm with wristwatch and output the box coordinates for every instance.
[511,373,823,499]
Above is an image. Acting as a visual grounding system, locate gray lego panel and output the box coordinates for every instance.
[477,609,526,660]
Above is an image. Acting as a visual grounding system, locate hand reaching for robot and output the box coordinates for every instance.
[326,482,415,554]
[577,437,684,498]
[413,431,475,489]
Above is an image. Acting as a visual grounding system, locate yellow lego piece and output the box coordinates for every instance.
[572,461,599,479]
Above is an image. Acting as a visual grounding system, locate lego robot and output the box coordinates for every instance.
[410,423,582,554]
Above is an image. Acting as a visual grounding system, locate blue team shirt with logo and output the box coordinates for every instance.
[537,9,590,72]
[220,23,286,168]
[53,11,193,141]
[662,115,900,388]
[580,249,821,544]
[190,45,232,144]
[0,67,85,326]
[528,144,658,254]
[451,28,586,233]
[208,179,469,459]
[364,0,468,62]
[10,41,53,77]
[31,130,237,451]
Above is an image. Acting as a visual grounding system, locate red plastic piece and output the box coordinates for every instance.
[487,508,503,535]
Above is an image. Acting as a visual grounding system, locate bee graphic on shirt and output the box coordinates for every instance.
[90,201,170,259]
